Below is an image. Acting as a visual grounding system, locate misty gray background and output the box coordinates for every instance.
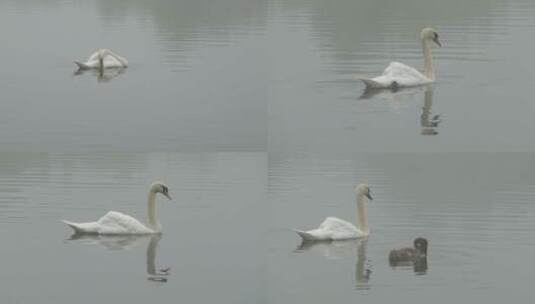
[0,0,534,303]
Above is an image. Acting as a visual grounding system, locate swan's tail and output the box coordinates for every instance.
[62,220,102,235]
[63,219,102,234]
[62,220,83,233]
[295,229,317,241]
[74,61,91,70]
[355,77,385,89]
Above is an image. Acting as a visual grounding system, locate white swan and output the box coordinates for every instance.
[357,28,441,89]
[295,184,373,241]
[63,182,172,235]
[74,48,128,70]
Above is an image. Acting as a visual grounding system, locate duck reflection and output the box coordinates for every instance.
[420,88,441,135]
[68,234,170,282]
[389,253,428,275]
[73,67,126,83]
[295,238,371,289]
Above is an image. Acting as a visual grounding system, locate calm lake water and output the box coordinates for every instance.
[1,0,535,303]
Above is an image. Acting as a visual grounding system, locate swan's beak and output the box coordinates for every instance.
[433,37,442,47]
[163,192,172,200]
[365,192,373,201]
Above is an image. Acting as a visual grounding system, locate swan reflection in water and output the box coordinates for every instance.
[68,234,171,283]
[359,83,428,101]
[145,235,171,282]
[295,238,371,290]
[359,85,442,136]
[73,67,126,83]
[420,88,442,135]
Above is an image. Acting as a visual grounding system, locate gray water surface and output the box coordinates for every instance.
[1,0,535,303]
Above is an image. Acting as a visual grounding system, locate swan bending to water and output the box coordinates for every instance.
[295,184,373,241]
[74,49,128,70]
[63,182,172,235]
[357,28,441,89]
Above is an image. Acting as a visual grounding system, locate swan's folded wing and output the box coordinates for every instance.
[382,62,420,77]
[106,51,128,66]
[318,217,361,239]
[97,211,150,234]
[87,51,101,62]
[295,229,331,241]
[296,217,360,241]
[319,217,356,231]
[81,51,127,69]
[102,56,126,68]
[382,62,431,86]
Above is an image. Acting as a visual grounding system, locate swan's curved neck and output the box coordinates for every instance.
[356,193,369,234]
[147,191,161,232]
[422,39,434,80]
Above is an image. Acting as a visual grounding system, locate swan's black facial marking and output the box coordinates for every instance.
[432,32,442,47]
[365,187,373,201]
[161,185,168,194]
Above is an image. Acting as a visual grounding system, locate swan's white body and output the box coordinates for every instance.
[63,182,171,235]
[75,49,128,70]
[296,184,373,241]
[358,28,441,89]
[296,217,367,241]
[361,62,433,88]
[63,211,155,234]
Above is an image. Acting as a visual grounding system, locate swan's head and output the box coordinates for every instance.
[413,237,428,255]
[354,184,373,201]
[150,182,172,200]
[420,27,441,47]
